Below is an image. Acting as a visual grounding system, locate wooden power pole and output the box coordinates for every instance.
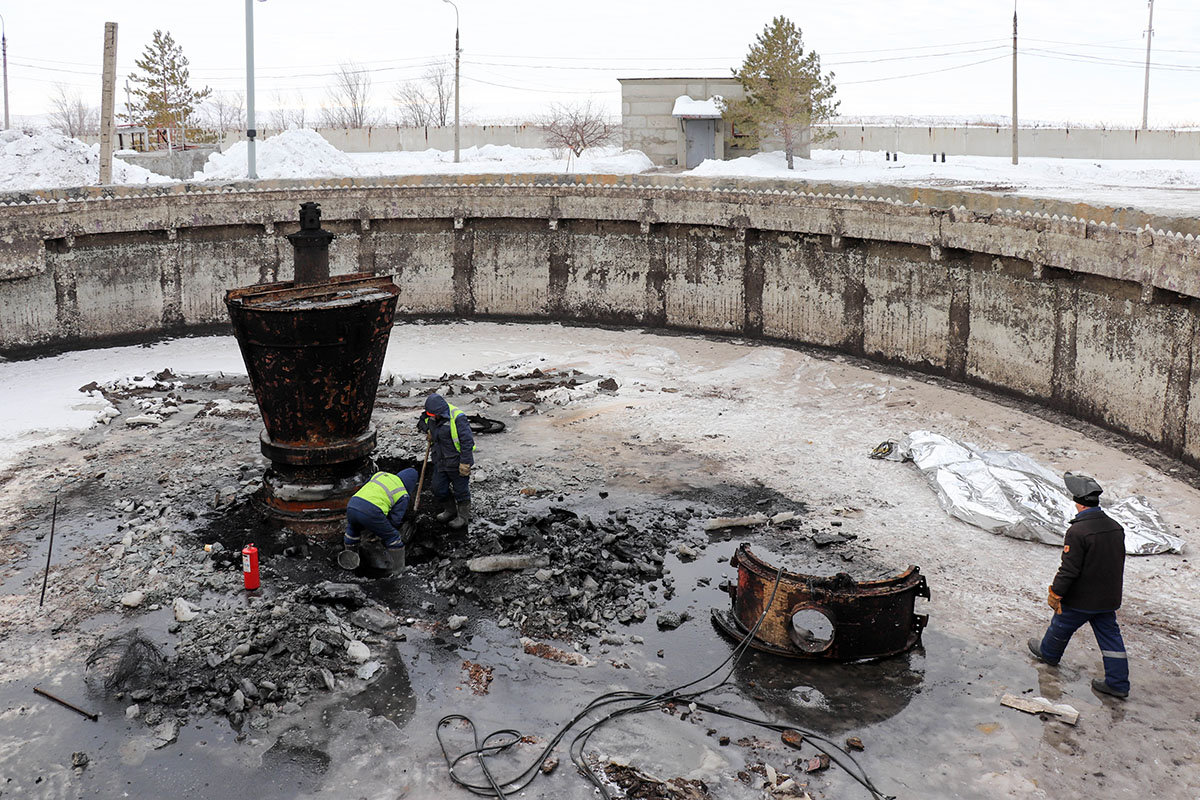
[98,22,118,185]
[1011,7,1019,166]
[1142,0,1154,131]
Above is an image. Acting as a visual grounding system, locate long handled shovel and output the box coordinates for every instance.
[414,439,432,512]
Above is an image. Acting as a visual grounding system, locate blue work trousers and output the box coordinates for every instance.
[1039,606,1130,693]
[432,470,470,503]
[344,497,404,549]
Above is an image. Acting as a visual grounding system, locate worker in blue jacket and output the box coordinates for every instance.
[342,467,418,571]
[416,393,475,529]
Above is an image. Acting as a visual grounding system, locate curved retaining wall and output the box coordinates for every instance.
[2,175,1199,465]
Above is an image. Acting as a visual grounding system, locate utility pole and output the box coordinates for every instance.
[1011,4,1018,166]
[99,22,118,184]
[1142,0,1154,131]
[1,13,10,130]
[443,0,460,163]
[245,0,259,179]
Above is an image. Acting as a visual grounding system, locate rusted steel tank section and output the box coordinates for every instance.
[713,544,930,660]
[225,202,399,532]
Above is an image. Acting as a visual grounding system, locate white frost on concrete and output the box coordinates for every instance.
[195,129,654,181]
[672,95,723,118]
[0,129,173,192]
[688,148,1200,215]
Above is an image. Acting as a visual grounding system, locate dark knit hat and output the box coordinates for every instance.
[1064,472,1103,506]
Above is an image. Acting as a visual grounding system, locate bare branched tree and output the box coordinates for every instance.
[200,92,245,133]
[48,83,100,139]
[321,62,378,129]
[536,101,615,156]
[393,62,454,127]
[270,92,309,131]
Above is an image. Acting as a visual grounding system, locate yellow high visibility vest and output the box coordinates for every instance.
[447,404,476,453]
[353,472,408,514]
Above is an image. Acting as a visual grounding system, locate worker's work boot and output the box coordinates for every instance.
[448,500,471,530]
[436,497,457,523]
[1026,638,1058,666]
[387,545,406,572]
[1091,678,1128,699]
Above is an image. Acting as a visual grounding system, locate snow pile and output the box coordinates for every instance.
[0,129,173,192]
[194,132,655,181]
[352,143,654,177]
[196,128,358,180]
[672,95,723,118]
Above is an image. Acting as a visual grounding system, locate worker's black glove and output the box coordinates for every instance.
[400,521,415,544]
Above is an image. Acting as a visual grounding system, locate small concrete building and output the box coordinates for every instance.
[619,77,805,168]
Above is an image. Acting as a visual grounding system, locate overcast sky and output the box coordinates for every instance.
[4,0,1199,128]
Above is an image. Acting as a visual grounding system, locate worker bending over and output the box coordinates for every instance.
[1027,472,1130,699]
[416,393,475,530]
[343,468,418,569]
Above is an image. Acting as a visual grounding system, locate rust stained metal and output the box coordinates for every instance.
[712,544,929,660]
[224,203,399,532]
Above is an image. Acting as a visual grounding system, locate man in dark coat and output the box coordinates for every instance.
[416,393,475,529]
[1027,472,1130,698]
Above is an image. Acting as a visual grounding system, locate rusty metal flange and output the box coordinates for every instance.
[712,544,929,660]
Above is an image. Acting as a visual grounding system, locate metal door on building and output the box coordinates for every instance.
[684,119,716,168]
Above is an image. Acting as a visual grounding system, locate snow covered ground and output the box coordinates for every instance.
[197,129,654,181]
[4,127,1200,216]
[0,129,172,192]
[691,149,1200,217]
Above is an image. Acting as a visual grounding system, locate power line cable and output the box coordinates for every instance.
[840,53,1011,85]
[1023,48,1200,72]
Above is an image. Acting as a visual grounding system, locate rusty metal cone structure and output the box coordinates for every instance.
[225,202,399,535]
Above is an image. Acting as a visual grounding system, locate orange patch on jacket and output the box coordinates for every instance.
[1063,545,1070,553]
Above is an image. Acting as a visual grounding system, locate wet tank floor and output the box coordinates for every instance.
[1,323,1198,799]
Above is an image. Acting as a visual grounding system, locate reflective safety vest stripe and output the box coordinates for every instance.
[353,472,408,514]
[447,403,476,453]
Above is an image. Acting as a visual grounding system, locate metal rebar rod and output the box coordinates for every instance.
[34,687,99,721]
[39,495,57,607]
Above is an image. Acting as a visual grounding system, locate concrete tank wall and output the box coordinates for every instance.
[2,175,1199,466]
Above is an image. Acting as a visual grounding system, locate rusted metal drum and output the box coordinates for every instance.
[712,544,930,660]
[226,272,399,529]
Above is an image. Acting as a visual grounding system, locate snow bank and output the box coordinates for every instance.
[194,132,654,181]
[196,128,358,180]
[0,129,173,192]
[352,143,653,177]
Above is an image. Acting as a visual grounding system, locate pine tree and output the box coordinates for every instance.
[723,17,839,170]
[124,30,212,143]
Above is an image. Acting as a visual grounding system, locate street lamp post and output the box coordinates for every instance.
[442,0,460,163]
[245,0,260,179]
[1,13,10,131]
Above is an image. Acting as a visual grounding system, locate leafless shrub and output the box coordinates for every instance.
[536,101,615,157]
[48,83,99,139]
[200,92,245,133]
[270,92,309,131]
[394,62,455,128]
[320,62,379,129]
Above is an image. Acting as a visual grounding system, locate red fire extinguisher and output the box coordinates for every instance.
[242,543,260,590]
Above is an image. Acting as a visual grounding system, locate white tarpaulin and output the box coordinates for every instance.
[887,431,1185,555]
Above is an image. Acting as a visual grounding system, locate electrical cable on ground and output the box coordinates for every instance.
[436,563,894,800]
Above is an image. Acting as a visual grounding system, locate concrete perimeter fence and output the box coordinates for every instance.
[89,124,1200,163]
[825,126,1200,161]
[2,175,1199,469]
